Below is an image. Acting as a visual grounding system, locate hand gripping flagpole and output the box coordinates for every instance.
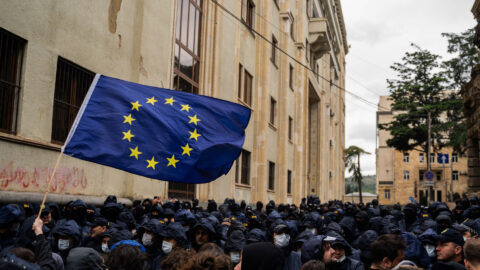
[37,152,63,217]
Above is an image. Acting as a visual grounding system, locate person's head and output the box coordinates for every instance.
[464,238,480,270]
[435,228,464,263]
[9,247,35,263]
[331,242,347,262]
[107,244,147,270]
[58,235,75,251]
[179,252,232,270]
[321,240,336,264]
[90,218,109,238]
[195,227,210,247]
[300,260,326,270]
[273,224,291,248]
[370,234,406,270]
[161,248,197,270]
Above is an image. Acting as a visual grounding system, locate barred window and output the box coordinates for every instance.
[268,161,275,190]
[51,57,94,144]
[287,170,292,194]
[0,28,26,134]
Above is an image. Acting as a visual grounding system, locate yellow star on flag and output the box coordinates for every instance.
[181,143,193,156]
[181,104,191,112]
[167,154,180,168]
[188,114,201,125]
[123,114,135,125]
[164,97,175,106]
[122,130,135,142]
[146,96,158,105]
[131,101,142,111]
[129,146,142,159]
[189,129,201,141]
[146,156,159,170]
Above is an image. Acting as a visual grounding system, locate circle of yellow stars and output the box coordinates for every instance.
[121,96,201,171]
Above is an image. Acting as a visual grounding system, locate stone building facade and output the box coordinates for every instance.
[376,96,469,205]
[464,1,480,193]
[0,0,347,205]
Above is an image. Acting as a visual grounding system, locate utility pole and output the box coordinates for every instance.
[427,111,433,204]
[450,155,454,202]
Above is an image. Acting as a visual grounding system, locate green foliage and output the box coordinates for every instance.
[345,175,376,194]
[379,28,478,154]
[344,145,371,203]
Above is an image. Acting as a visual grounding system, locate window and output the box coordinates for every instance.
[430,153,435,163]
[173,0,202,94]
[437,190,442,202]
[403,170,410,180]
[290,17,295,40]
[288,116,293,140]
[452,153,458,163]
[287,170,292,194]
[289,64,294,90]
[268,161,275,190]
[271,35,278,66]
[238,65,253,106]
[419,170,425,181]
[452,171,459,181]
[238,64,243,99]
[436,171,441,181]
[244,70,253,106]
[170,0,203,200]
[403,153,409,163]
[0,28,26,134]
[51,57,95,144]
[243,0,255,29]
[419,153,424,163]
[270,97,276,125]
[384,189,391,199]
[235,149,251,185]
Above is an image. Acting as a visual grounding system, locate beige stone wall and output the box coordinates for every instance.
[0,0,347,204]
[377,96,469,205]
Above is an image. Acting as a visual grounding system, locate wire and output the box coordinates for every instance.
[210,0,389,111]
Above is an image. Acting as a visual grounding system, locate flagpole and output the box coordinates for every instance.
[37,152,63,217]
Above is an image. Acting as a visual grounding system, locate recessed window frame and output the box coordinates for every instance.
[270,97,276,126]
[287,169,292,195]
[0,27,27,134]
[268,161,275,191]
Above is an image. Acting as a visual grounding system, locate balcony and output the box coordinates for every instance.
[308,17,330,59]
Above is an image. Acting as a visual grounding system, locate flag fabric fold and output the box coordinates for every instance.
[62,74,251,184]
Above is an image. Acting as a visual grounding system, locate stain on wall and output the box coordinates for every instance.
[139,56,148,78]
[108,0,122,33]
[0,161,88,193]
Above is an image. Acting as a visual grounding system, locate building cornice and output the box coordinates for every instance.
[334,0,348,54]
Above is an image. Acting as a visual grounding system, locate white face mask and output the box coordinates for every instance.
[425,244,435,257]
[162,240,173,254]
[142,233,153,246]
[101,243,109,253]
[230,251,241,263]
[274,233,290,248]
[308,228,317,235]
[337,256,346,263]
[58,239,70,251]
[463,236,468,242]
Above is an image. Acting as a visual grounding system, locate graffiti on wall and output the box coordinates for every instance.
[0,161,87,193]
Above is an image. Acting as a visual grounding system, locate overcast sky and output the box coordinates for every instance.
[342,0,476,177]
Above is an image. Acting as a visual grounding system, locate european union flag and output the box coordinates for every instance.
[62,75,251,183]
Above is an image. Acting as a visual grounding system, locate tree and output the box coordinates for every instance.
[345,146,370,204]
[379,44,447,153]
[440,28,477,153]
[379,28,478,154]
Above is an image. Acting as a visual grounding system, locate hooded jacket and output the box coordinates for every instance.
[65,247,103,270]
[242,242,285,270]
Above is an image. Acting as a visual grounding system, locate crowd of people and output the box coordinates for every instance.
[1,195,480,270]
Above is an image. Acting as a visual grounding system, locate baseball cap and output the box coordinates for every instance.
[435,228,465,246]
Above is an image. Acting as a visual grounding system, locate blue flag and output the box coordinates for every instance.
[62,75,251,184]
